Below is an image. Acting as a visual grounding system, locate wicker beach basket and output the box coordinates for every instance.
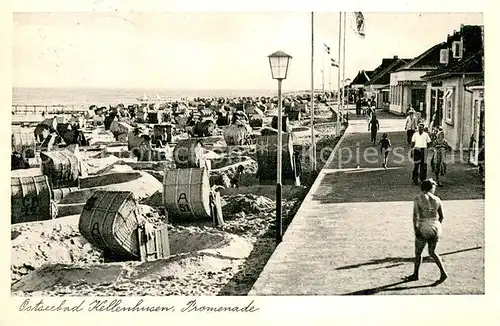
[173,138,208,169]
[163,168,211,221]
[11,175,56,224]
[12,130,36,158]
[256,133,296,184]
[79,190,142,260]
[40,148,83,189]
[224,124,250,146]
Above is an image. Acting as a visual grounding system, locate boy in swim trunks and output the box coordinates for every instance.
[405,179,448,282]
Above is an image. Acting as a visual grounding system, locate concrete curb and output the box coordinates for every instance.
[280,126,350,243]
[248,126,349,295]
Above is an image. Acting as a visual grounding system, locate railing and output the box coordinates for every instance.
[11,104,88,115]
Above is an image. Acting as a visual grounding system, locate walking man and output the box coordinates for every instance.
[411,123,432,184]
[405,108,418,145]
[405,179,448,283]
[368,114,380,145]
[355,97,362,116]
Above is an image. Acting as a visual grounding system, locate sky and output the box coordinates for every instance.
[12,12,483,91]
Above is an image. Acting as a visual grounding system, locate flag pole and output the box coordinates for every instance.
[310,12,316,172]
[342,12,347,120]
[329,57,332,93]
[336,12,342,135]
[322,44,325,94]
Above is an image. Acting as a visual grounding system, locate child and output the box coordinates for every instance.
[378,132,391,169]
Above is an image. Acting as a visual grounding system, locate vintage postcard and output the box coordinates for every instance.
[2,1,497,325]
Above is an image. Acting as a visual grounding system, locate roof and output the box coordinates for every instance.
[370,58,399,79]
[366,59,412,85]
[421,50,483,80]
[351,70,374,85]
[396,42,447,71]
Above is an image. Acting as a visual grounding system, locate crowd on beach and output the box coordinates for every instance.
[12,92,327,174]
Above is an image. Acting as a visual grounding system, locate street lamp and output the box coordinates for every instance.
[268,50,292,244]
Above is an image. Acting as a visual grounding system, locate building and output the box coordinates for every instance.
[350,70,373,90]
[389,42,448,116]
[365,56,411,111]
[420,25,484,152]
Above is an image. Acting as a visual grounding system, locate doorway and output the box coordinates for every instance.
[470,93,485,165]
[429,88,444,129]
[411,88,426,117]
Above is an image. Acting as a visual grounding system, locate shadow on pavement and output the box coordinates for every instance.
[343,279,442,295]
[335,246,482,271]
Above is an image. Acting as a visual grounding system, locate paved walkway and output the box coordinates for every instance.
[250,115,485,295]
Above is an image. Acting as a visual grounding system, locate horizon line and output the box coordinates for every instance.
[12,86,329,93]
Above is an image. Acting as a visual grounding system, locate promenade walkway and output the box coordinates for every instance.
[250,112,485,295]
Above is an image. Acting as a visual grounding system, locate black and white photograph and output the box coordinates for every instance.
[7,7,488,304]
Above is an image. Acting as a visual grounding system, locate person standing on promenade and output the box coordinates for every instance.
[405,179,448,282]
[366,102,374,122]
[368,114,380,145]
[355,97,362,116]
[405,108,418,145]
[411,123,432,184]
[431,127,446,187]
[378,132,392,169]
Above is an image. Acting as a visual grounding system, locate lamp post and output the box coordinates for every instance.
[268,50,292,245]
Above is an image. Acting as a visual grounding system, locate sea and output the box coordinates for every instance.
[12,87,283,107]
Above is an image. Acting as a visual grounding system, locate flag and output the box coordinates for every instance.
[331,58,339,67]
[352,12,365,38]
[324,43,330,54]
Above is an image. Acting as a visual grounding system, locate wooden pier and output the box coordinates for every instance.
[12,104,88,115]
[11,104,88,125]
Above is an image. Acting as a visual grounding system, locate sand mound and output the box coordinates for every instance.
[144,170,164,183]
[83,155,123,175]
[12,227,252,296]
[11,215,104,284]
[59,171,162,204]
[221,194,275,216]
[11,168,42,178]
[79,171,142,188]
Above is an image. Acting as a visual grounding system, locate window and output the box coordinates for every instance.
[439,49,449,64]
[452,41,463,59]
[383,91,389,103]
[444,87,455,125]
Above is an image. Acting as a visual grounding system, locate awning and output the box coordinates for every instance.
[464,79,484,88]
